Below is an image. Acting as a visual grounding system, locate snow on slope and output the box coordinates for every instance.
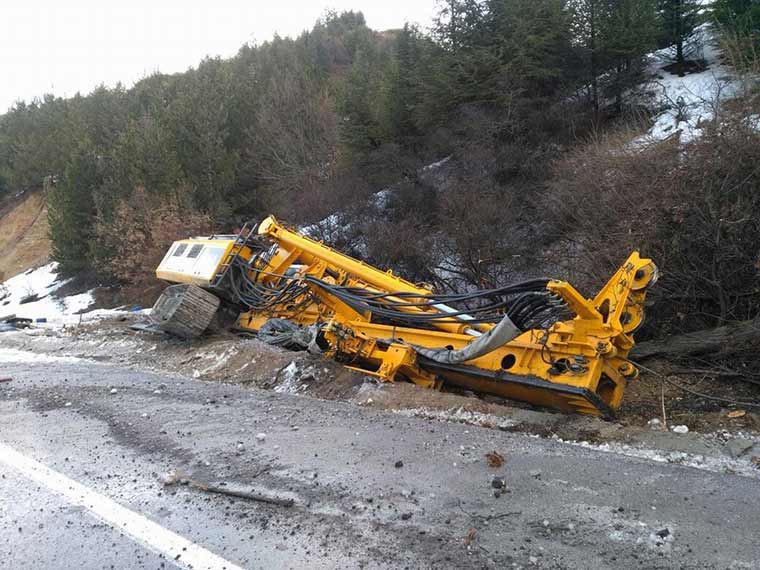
[640,24,740,143]
[0,262,94,323]
[302,155,453,243]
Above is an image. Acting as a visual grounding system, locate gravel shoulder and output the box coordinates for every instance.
[2,355,760,569]
[2,314,759,475]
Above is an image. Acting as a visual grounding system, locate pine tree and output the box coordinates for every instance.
[485,0,575,98]
[604,0,660,110]
[570,0,659,113]
[385,25,424,142]
[338,47,390,157]
[434,0,488,49]
[48,153,101,273]
[658,0,701,66]
[713,0,760,50]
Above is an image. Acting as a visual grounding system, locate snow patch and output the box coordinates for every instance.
[191,347,240,377]
[0,262,152,330]
[559,437,760,479]
[0,262,95,322]
[388,406,519,430]
[638,24,741,144]
[301,155,452,240]
[274,361,305,394]
[0,348,83,364]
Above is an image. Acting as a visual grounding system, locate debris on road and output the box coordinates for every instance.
[195,483,295,507]
[255,432,267,442]
[463,528,477,546]
[159,470,294,507]
[0,377,13,383]
[160,470,185,486]
[485,451,505,468]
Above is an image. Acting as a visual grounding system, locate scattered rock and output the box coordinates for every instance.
[529,470,542,479]
[255,433,267,442]
[64,402,72,407]
[401,512,412,521]
[724,438,755,459]
[491,476,506,489]
[109,388,118,395]
[649,527,674,551]
[394,460,404,469]
[671,425,689,434]
[159,470,181,486]
[647,418,661,429]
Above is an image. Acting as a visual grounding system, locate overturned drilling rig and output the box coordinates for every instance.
[151,216,657,417]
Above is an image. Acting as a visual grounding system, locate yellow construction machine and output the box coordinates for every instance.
[150,216,657,417]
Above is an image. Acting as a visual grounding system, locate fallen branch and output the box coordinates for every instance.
[161,469,293,507]
[192,482,294,507]
[669,367,760,386]
[632,318,760,360]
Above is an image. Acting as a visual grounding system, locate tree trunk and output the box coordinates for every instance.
[590,1,599,113]
[676,0,685,67]
[632,318,760,360]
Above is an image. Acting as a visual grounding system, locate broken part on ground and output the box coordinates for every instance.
[147,215,657,417]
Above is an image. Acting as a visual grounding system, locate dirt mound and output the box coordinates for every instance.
[0,190,51,279]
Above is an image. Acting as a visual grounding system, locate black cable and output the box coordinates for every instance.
[217,253,569,332]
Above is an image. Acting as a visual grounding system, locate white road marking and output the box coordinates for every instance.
[0,441,247,570]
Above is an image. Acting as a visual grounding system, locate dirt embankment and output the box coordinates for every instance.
[0,190,51,280]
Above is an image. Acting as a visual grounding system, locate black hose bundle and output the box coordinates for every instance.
[219,254,570,333]
[303,277,568,331]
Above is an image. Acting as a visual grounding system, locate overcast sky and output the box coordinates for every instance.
[0,0,439,113]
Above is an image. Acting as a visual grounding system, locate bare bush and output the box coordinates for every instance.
[94,186,214,304]
[547,104,760,335]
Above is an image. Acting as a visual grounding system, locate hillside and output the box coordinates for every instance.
[0,2,758,374]
[0,190,51,280]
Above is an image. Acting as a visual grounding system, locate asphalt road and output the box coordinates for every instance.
[0,354,758,570]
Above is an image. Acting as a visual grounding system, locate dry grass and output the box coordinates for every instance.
[0,191,51,279]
